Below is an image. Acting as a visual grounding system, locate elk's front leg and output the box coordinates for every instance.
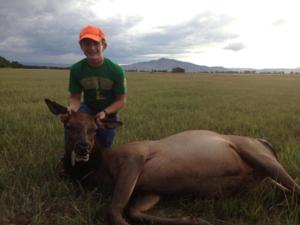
[107,155,145,225]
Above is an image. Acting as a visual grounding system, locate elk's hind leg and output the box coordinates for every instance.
[262,159,300,195]
[129,194,212,225]
[237,144,300,195]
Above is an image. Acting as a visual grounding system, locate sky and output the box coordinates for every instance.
[0,0,300,69]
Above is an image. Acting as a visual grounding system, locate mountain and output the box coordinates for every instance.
[123,58,300,74]
[122,58,229,72]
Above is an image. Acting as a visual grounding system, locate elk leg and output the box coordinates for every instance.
[246,153,300,194]
[263,177,290,193]
[236,145,300,195]
[129,194,212,225]
[263,159,300,195]
[106,157,144,225]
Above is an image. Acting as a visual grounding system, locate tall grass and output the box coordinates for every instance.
[1,69,300,225]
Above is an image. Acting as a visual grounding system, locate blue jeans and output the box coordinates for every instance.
[64,103,117,151]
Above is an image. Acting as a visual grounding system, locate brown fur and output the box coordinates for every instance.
[45,99,300,225]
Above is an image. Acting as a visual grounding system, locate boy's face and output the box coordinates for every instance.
[80,38,106,60]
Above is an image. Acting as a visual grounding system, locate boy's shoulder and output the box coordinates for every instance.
[70,58,86,71]
[104,58,124,75]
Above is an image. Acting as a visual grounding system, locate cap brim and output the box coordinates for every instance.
[79,34,101,42]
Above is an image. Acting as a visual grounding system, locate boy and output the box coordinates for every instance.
[59,25,127,174]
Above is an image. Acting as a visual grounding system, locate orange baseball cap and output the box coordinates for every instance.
[79,25,106,42]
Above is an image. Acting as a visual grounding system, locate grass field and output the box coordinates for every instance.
[1,68,300,225]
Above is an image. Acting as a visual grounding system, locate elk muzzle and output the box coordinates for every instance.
[74,142,92,162]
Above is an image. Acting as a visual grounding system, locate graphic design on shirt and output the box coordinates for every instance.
[80,76,114,100]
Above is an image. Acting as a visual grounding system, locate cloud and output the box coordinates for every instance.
[0,0,142,64]
[223,42,245,51]
[272,19,286,27]
[0,0,80,60]
[0,1,238,65]
[106,13,239,63]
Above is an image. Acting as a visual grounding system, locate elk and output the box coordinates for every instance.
[45,99,300,225]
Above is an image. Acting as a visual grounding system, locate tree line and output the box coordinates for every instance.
[0,56,68,69]
[0,56,23,68]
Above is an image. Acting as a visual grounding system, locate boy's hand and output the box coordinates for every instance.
[58,106,72,122]
[96,111,107,121]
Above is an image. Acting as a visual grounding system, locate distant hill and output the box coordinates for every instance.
[1,55,300,73]
[122,58,229,72]
[122,58,300,74]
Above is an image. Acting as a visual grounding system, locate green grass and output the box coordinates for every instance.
[1,69,300,225]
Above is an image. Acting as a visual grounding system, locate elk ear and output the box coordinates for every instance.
[96,118,123,129]
[45,99,68,115]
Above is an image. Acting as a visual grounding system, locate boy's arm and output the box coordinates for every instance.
[68,93,81,112]
[96,94,127,120]
[59,93,81,122]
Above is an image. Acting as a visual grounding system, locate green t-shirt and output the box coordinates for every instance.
[69,58,127,111]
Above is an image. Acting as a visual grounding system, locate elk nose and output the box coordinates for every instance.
[75,142,90,155]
